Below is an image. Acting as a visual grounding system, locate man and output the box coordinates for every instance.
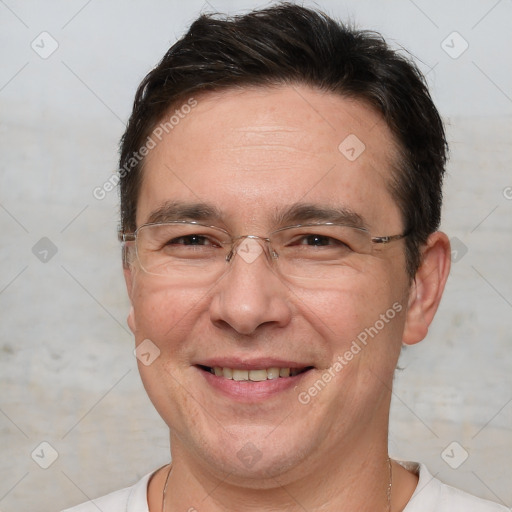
[63,3,508,511]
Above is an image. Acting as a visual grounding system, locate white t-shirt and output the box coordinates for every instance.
[61,462,509,512]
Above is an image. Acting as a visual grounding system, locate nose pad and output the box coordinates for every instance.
[226,236,277,265]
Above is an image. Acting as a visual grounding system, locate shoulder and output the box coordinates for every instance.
[401,461,509,512]
[61,472,152,512]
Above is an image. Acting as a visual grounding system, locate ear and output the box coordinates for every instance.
[402,231,451,345]
[123,261,137,335]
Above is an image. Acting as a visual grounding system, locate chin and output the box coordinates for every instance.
[172,414,319,485]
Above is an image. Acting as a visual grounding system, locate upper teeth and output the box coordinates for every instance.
[211,367,302,381]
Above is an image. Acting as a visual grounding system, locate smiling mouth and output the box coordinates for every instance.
[197,365,314,381]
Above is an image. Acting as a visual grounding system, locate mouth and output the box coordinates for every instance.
[196,365,314,381]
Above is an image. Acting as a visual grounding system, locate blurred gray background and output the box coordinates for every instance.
[0,0,511,510]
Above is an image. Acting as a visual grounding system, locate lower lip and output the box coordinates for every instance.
[198,367,311,402]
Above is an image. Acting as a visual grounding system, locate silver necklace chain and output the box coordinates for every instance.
[162,458,393,511]
[162,463,172,511]
[387,456,393,512]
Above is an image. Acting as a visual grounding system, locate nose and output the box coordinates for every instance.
[209,237,292,336]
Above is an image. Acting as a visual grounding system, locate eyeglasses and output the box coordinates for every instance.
[120,221,408,283]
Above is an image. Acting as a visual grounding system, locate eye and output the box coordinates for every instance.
[298,234,341,247]
[292,234,351,249]
[167,234,219,247]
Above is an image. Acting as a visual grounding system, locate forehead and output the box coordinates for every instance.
[137,85,402,231]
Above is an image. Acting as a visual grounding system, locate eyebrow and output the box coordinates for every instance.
[144,201,367,230]
[146,201,224,224]
[273,203,367,230]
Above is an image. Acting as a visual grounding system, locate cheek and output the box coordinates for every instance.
[130,275,206,345]
[292,266,408,364]
[300,269,403,330]
[130,278,207,426]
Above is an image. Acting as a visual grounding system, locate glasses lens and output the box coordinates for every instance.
[135,223,230,279]
[271,224,372,280]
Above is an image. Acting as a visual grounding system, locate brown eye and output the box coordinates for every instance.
[301,235,338,246]
[167,234,216,246]
[292,234,351,250]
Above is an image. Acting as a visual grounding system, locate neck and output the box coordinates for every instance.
[160,436,394,512]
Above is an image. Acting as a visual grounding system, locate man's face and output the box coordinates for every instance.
[125,85,413,483]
